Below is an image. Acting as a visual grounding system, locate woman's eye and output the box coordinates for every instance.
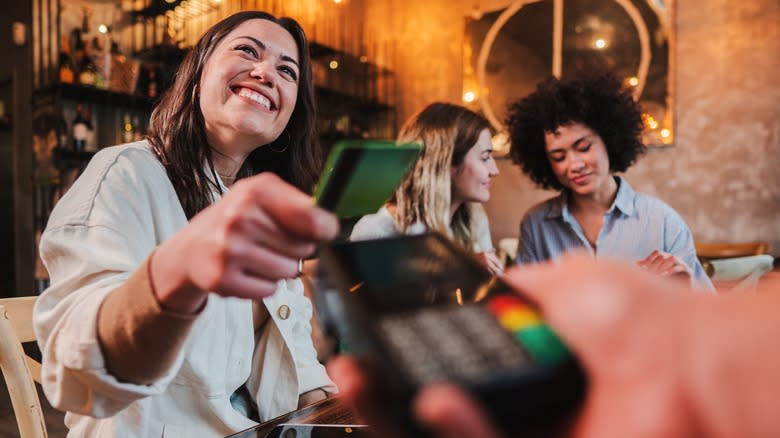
[551,155,566,162]
[236,45,256,57]
[279,65,298,81]
[578,143,592,152]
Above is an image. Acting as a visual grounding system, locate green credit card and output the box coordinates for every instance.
[314,140,422,218]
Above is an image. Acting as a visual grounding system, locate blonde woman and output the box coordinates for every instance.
[350,102,502,274]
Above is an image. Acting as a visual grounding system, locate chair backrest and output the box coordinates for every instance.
[696,241,770,260]
[0,296,47,438]
[709,254,775,293]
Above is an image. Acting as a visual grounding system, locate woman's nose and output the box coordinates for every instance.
[251,62,275,87]
[489,160,499,176]
[570,153,585,170]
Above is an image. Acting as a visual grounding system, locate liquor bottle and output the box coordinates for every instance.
[59,35,75,84]
[81,6,91,33]
[121,113,134,143]
[147,67,158,98]
[57,109,69,150]
[72,104,88,152]
[78,42,98,86]
[69,28,85,80]
[92,35,109,89]
[83,107,97,152]
[132,114,143,141]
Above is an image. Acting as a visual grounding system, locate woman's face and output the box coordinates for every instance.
[451,128,499,204]
[544,122,612,198]
[199,19,300,157]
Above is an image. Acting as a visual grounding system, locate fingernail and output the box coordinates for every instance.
[316,210,340,239]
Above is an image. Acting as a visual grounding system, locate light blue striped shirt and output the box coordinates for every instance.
[516,177,714,292]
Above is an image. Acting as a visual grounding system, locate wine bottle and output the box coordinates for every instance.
[59,35,75,84]
[122,113,134,143]
[148,67,158,98]
[132,115,142,141]
[78,42,98,86]
[72,104,88,152]
[83,107,97,152]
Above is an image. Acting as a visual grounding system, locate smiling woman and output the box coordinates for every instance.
[199,19,301,170]
[33,11,337,438]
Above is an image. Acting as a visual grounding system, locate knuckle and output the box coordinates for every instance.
[252,172,281,188]
[295,208,321,232]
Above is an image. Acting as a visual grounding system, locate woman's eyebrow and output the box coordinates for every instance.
[236,35,300,69]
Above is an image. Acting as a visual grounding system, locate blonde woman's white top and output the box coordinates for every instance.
[350,204,494,252]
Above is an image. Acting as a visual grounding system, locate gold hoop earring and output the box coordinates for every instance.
[269,130,291,153]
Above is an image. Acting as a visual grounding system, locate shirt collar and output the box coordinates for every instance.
[610,176,635,216]
[544,176,636,220]
[203,161,230,195]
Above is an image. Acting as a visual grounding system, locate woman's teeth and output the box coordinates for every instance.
[238,88,272,110]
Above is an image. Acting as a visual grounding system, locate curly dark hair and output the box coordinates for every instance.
[506,73,646,191]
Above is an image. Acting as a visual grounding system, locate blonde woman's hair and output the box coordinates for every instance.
[393,103,491,251]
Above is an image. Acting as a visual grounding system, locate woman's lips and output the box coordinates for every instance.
[571,174,590,185]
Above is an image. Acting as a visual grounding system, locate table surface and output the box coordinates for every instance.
[227,397,360,438]
[713,267,780,293]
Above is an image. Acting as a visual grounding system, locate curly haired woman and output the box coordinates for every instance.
[506,73,712,291]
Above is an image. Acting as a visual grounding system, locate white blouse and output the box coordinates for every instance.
[34,141,335,437]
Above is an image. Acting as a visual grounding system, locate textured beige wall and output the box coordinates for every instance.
[363,0,465,121]
[625,0,780,255]
[364,0,780,255]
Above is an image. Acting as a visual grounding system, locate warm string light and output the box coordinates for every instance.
[462,17,479,105]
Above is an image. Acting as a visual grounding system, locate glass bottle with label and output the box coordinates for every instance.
[132,114,143,141]
[78,43,98,86]
[83,107,97,152]
[72,104,88,152]
[148,67,158,98]
[122,113,134,143]
[59,35,75,84]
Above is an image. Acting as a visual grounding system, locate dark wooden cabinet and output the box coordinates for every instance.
[1,1,34,297]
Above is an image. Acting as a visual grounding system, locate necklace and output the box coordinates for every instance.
[217,172,236,187]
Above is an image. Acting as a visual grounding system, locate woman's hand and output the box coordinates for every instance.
[637,250,692,279]
[475,249,504,275]
[151,173,339,313]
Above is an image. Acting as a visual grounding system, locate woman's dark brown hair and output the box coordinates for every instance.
[147,11,319,219]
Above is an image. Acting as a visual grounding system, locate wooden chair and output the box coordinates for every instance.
[0,296,47,438]
[695,241,770,260]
